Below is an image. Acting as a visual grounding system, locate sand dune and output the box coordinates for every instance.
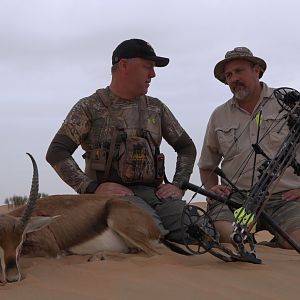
[1,204,299,300]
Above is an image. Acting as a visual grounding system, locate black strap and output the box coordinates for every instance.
[95,88,162,182]
[138,95,146,134]
[138,95,160,155]
[96,88,123,129]
[96,88,123,180]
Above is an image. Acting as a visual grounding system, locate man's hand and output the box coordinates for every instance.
[156,183,184,200]
[95,182,134,196]
[207,185,231,204]
[282,189,300,201]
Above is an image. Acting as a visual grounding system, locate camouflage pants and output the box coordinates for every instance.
[123,185,187,243]
[208,191,300,242]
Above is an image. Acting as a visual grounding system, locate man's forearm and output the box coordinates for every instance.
[52,157,94,194]
[172,132,196,185]
[200,168,218,190]
[46,133,95,193]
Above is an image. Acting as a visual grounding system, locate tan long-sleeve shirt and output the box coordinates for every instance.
[199,82,300,193]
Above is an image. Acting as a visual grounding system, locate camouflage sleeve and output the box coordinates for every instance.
[161,103,196,186]
[171,131,196,186]
[57,98,92,145]
[52,157,95,194]
[46,98,97,194]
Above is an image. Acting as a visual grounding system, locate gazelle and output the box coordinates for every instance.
[0,153,160,283]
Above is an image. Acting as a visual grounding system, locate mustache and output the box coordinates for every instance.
[234,81,245,87]
[233,81,245,91]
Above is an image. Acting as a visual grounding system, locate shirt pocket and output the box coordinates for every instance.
[215,124,240,159]
[263,114,289,152]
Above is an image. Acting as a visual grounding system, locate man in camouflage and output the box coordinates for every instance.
[46,39,196,242]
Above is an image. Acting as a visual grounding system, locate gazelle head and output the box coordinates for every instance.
[0,153,41,283]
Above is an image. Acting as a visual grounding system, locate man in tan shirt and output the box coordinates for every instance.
[198,47,300,248]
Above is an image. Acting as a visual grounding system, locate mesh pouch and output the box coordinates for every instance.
[117,136,156,184]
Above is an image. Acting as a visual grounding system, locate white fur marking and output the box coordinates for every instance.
[69,228,129,255]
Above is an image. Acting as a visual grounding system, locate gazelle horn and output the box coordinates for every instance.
[16,153,39,232]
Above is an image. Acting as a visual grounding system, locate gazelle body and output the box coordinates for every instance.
[0,154,160,283]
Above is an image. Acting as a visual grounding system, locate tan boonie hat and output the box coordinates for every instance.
[214,47,267,84]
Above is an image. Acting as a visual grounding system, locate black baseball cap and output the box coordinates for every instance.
[112,39,169,67]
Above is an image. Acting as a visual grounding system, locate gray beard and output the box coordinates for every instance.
[234,87,250,101]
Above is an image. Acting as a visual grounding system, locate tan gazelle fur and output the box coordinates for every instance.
[0,154,160,283]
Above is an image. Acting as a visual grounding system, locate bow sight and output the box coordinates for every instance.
[180,87,300,264]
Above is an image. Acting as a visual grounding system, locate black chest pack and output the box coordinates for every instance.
[89,89,165,186]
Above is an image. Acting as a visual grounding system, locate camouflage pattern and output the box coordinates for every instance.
[52,157,90,194]
[214,47,267,83]
[51,87,195,193]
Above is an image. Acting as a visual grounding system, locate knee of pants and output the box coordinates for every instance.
[155,199,187,243]
[123,195,169,237]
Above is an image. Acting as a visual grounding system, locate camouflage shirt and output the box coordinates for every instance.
[46,87,196,193]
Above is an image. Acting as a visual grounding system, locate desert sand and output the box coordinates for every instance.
[1,204,300,300]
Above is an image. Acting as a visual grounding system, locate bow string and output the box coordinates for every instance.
[181,87,300,263]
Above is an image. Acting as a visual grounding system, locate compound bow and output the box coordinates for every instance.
[181,87,300,264]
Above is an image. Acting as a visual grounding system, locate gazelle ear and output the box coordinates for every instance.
[24,216,60,233]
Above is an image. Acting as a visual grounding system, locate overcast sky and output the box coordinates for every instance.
[1,0,300,203]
